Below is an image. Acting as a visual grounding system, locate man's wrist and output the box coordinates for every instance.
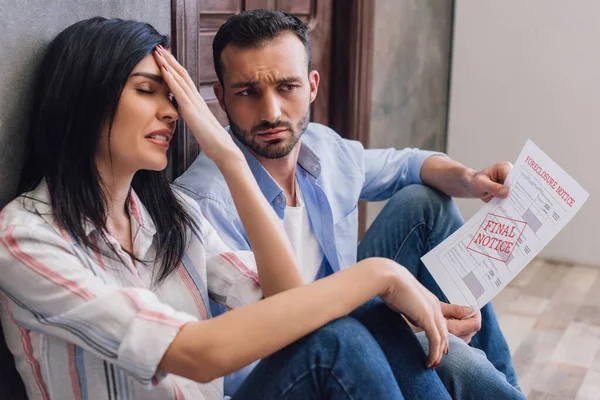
[460,167,477,197]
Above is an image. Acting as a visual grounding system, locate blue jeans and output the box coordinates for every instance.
[231,298,523,399]
[232,315,448,399]
[357,184,519,388]
[416,333,525,399]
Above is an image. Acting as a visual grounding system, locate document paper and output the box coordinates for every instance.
[421,140,589,310]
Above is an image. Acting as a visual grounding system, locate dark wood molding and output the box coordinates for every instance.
[330,0,375,237]
[329,0,375,147]
[169,0,200,180]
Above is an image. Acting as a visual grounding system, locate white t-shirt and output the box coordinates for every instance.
[283,184,325,283]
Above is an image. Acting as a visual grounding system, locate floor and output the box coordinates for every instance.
[493,259,600,399]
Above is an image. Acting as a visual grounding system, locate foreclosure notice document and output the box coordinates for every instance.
[422,140,589,310]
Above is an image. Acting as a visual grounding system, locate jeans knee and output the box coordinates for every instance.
[440,334,519,395]
[438,335,525,399]
[390,185,463,231]
[307,317,376,356]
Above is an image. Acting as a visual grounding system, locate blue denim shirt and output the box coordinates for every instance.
[175,123,444,274]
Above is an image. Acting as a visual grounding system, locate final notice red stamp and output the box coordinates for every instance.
[467,213,527,262]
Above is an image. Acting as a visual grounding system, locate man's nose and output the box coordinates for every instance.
[259,92,282,122]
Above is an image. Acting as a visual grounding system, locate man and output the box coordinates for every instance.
[175,9,519,390]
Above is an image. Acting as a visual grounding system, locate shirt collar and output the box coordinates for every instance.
[228,126,322,203]
[30,179,157,238]
[127,188,157,238]
[297,141,321,178]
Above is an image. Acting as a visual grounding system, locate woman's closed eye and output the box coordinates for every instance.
[136,85,154,95]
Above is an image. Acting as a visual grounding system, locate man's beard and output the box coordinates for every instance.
[227,110,310,159]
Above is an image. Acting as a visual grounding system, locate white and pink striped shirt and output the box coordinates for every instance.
[0,180,263,400]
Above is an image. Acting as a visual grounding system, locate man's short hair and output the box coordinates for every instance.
[212,9,311,85]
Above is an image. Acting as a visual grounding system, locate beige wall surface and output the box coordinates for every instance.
[447,0,600,266]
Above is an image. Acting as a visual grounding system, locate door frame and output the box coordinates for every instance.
[169,0,200,179]
[329,0,375,236]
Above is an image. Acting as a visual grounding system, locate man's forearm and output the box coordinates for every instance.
[420,155,476,198]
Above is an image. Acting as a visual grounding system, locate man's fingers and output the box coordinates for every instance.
[441,302,472,319]
[480,179,508,198]
[495,162,513,182]
[461,333,475,344]
[447,317,481,337]
[471,162,513,200]
[482,194,494,203]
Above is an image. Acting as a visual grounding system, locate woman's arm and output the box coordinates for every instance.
[160,258,448,382]
[155,46,303,297]
[154,49,448,382]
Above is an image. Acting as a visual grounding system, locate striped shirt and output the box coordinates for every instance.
[0,180,263,400]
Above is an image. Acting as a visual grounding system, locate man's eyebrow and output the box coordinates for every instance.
[230,76,303,89]
[130,72,163,84]
[277,76,303,83]
[230,80,259,89]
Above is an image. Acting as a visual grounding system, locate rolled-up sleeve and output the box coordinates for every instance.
[360,146,447,201]
[0,223,197,388]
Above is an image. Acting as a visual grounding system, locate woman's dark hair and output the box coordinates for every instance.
[212,9,311,85]
[19,17,197,283]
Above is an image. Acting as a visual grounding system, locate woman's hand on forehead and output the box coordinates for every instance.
[153,46,241,165]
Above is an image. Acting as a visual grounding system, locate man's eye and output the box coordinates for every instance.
[237,88,256,96]
[281,84,299,92]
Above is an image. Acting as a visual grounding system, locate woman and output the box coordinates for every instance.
[0,17,523,400]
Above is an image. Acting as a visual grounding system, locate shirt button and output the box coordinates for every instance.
[302,171,307,177]
[275,196,283,204]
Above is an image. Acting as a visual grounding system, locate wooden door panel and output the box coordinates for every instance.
[199,0,241,12]
[197,0,243,127]
[196,0,331,130]
[276,0,311,14]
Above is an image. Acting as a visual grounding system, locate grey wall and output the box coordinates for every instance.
[0,0,171,209]
[367,0,454,226]
[0,1,171,397]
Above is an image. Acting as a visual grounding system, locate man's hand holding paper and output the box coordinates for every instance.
[422,140,589,311]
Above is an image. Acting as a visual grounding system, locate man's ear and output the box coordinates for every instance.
[308,70,320,104]
[214,83,226,111]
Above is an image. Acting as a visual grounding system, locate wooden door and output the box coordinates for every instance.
[170,0,332,177]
